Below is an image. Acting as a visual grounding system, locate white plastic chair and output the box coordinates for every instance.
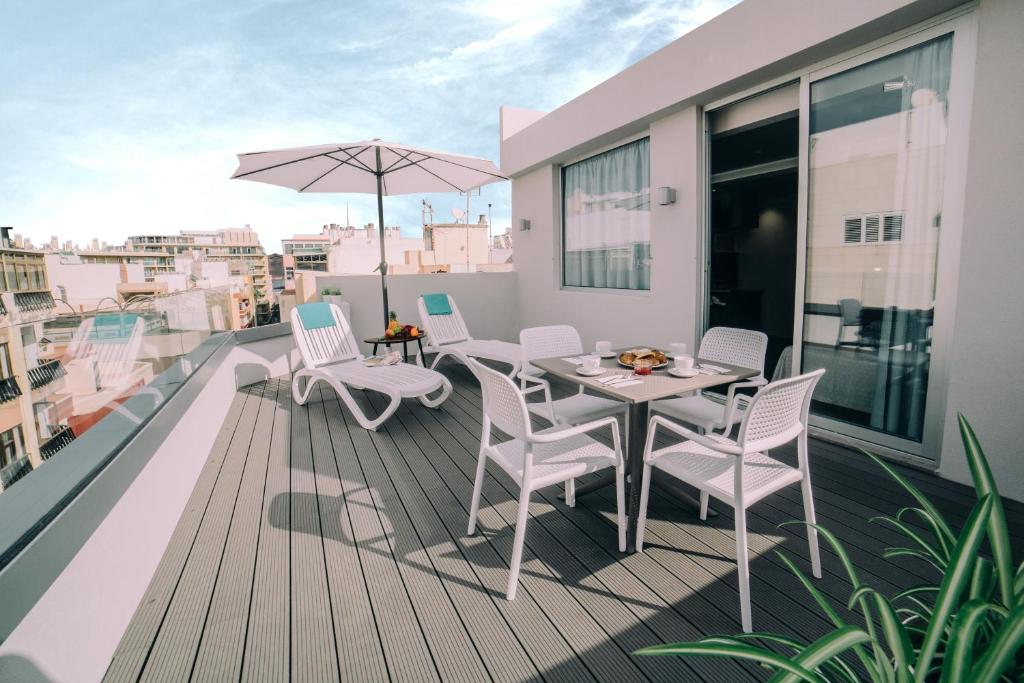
[291,303,451,431]
[466,359,626,600]
[518,325,626,506]
[637,368,826,632]
[65,314,145,389]
[518,325,627,426]
[417,294,521,376]
[651,327,769,435]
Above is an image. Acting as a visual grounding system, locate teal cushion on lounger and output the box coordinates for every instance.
[422,293,452,315]
[296,302,336,330]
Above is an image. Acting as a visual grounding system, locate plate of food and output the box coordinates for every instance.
[617,348,668,369]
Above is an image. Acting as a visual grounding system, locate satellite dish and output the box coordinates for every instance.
[451,208,465,222]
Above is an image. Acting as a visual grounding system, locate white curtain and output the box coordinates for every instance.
[562,138,650,289]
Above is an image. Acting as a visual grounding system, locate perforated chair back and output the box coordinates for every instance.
[519,325,583,376]
[472,358,532,441]
[417,295,471,345]
[699,327,769,379]
[838,298,862,325]
[291,304,360,369]
[737,369,824,453]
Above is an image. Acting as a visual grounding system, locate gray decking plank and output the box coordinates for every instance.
[191,380,280,681]
[240,379,293,683]
[324,389,494,683]
[332,390,545,683]
[288,383,340,682]
[351,392,597,683]
[304,387,391,683]
[363,392,648,683]
[137,381,271,683]
[102,386,252,683]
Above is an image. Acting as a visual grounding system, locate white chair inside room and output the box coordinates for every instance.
[466,359,626,601]
[416,293,521,376]
[651,327,769,435]
[636,368,826,633]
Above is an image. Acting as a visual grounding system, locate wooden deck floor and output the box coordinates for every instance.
[104,365,1024,682]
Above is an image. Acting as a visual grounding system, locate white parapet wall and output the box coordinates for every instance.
[305,271,520,350]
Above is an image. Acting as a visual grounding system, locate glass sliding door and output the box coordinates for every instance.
[800,34,954,451]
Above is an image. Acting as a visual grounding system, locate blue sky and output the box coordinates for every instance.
[2,0,738,251]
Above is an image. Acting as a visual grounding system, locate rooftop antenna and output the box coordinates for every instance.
[421,199,434,226]
[451,207,465,224]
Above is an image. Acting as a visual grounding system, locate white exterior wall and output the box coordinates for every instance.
[502,0,1024,499]
[937,0,1024,500]
[309,272,519,355]
[45,255,122,312]
[511,109,701,353]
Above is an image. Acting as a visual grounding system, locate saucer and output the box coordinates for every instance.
[576,366,605,377]
[668,367,698,378]
[595,351,617,358]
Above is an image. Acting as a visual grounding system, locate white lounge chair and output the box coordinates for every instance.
[637,368,826,633]
[519,325,626,506]
[291,303,451,431]
[416,293,520,376]
[651,327,768,436]
[65,313,146,389]
[466,359,625,600]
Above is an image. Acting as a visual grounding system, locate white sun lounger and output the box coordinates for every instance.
[291,303,451,431]
[416,293,520,376]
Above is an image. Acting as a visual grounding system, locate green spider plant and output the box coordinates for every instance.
[636,414,1024,682]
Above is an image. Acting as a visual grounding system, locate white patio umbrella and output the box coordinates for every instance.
[231,139,507,327]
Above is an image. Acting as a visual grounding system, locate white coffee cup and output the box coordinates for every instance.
[583,355,601,371]
[674,355,694,373]
[595,340,612,356]
[669,342,688,358]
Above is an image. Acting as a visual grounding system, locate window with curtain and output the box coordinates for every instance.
[562,138,651,290]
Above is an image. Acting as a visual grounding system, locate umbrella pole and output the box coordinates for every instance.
[375,149,389,330]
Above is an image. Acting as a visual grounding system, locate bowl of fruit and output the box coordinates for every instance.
[384,311,420,339]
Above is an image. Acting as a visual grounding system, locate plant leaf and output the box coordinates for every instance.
[966,603,1024,683]
[863,450,955,546]
[774,550,879,680]
[873,515,947,567]
[914,494,994,682]
[958,414,1013,607]
[767,626,873,683]
[635,640,827,683]
[898,507,953,560]
[968,557,995,602]
[735,633,860,683]
[939,598,1000,683]
[868,589,915,683]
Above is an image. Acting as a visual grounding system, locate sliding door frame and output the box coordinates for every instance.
[701,6,977,468]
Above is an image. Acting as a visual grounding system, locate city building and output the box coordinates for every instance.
[128,226,269,299]
[281,223,421,286]
[77,249,177,283]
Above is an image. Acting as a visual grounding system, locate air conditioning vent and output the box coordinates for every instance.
[843,217,862,244]
[883,213,904,242]
[864,215,880,242]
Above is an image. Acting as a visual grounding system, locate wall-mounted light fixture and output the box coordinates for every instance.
[657,187,677,205]
[518,218,531,231]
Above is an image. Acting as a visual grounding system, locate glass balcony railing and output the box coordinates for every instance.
[0,285,241,493]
